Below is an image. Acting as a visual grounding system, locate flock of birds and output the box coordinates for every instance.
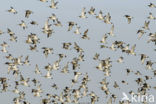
[0,0,156,104]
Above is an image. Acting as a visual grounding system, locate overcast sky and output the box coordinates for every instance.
[0,0,156,104]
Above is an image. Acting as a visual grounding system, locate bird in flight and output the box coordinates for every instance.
[124,15,133,24]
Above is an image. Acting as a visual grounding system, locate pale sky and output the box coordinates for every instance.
[0,0,156,104]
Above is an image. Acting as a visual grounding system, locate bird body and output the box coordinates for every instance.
[124,15,133,24]
[8,7,17,14]
[79,7,87,18]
